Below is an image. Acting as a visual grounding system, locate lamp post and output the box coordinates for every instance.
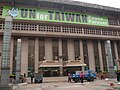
[0,6,18,90]
[0,16,13,90]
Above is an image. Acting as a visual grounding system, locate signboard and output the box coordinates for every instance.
[2,6,109,26]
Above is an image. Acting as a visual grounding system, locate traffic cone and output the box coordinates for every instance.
[109,82,114,86]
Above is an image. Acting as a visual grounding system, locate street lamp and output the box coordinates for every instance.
[0,6,18,90]
[0,16,13,90]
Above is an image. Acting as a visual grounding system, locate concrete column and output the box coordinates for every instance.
[98,41,104,72]
[87,40,95,71]
[105,40,114,78]
[35,38,39,73]
[67,39,74,60]
[45,38,52,61]
[114,41,120,70]
[79,40,84,62]
[16,39,21,81]
[10,37,14,74]
[21,37,28,76]
[0,37,2,75]
[59,39,63,76]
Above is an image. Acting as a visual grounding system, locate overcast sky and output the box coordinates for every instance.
[72,0,120,8]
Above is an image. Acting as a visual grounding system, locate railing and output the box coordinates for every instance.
[0,22,120,37]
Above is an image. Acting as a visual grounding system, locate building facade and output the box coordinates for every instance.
[0,0,120,77]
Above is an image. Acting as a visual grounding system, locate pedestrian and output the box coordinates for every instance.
[116,70,120,82]
[24,73,26,78]
[19,75,24,83]
[30,72,34,83]
[100,72,104,80]
[68,73,71,82]
[80,72,84,83]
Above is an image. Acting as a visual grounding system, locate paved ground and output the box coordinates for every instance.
[14,77,120,90]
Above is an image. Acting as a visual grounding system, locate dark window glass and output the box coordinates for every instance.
[111,41,115,66]
[101,41,108,71]
[39,39,45,61]
[12,38,17,74]
[52,39,59,60]
[116,41,120,59]
[93,41,100,72]
[62,40,68,61]
[83,40,89,69]
[74,40,80,60]
[28,38,35,71]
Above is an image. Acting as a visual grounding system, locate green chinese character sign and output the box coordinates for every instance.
[2,6,109,26]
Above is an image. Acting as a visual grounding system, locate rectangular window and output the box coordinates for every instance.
[74,40,80,60]
[12,38,17,74]
[52,39,59,60]
[28,38,35,71]
[93,40,100,72]
[83,40,89,69]
[62,40,68,61]
[101,41,108,71]
[39,39,45,61]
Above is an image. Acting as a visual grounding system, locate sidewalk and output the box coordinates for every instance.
[13,77,120,90]
[13,77,67,89]
[13,82,28,90]
[99,78,120,90]
[26,76,67,83]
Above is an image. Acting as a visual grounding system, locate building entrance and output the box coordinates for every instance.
[41,67,60,77]
[63,66,82,76]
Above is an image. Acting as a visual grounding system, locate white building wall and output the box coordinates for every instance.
[87,40,95,71]
[98,41,104,72]
[21,37,28,76]
[45,38,52,61]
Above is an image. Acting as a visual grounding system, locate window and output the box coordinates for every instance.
[74,40,80,60]
[83,40,89,67]
[39,39,45,61]
[52,39,59,60]
[28,38,35,71]
[93,41,100,72]
[62,40,68,61]
[101,41,108,71]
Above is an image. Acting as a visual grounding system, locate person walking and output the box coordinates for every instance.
[100,72,104,80]
[30,72,34,83]
[80,72,84,83]
[24,73,26,78]
[68,73,71,82]
[116,70,120,82]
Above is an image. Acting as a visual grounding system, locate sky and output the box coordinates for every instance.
[72,0,120,8]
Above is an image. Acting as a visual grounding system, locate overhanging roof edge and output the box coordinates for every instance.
[36,0,120,13]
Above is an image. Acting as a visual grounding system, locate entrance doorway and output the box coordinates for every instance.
[63,66,82,76]
[40,67,60,77]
